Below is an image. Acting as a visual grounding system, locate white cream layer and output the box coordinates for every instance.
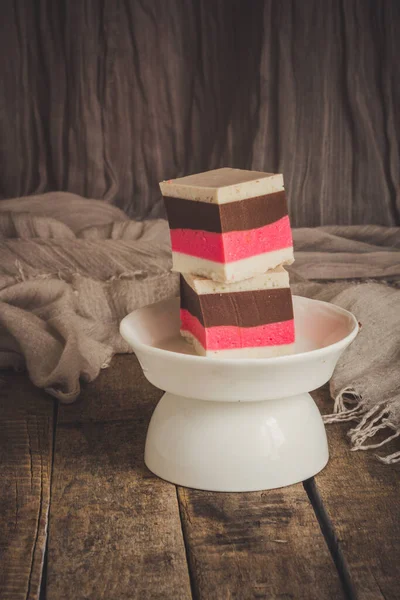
[183,266,290,294]
[173,247,294,283]
[181,330,295,358]
[160,168,284,204]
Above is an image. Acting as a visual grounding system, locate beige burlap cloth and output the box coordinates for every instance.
[0,194,399,462]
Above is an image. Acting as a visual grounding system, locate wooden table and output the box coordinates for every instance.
[1,355,399,600]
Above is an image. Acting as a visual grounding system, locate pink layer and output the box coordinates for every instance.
[170,216,292,263]
[180,309,295,351]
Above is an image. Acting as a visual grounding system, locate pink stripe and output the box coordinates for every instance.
[180,309,295,351]
[170,216,293,263]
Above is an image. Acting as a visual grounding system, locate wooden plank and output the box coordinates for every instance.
[313,387,400,600]
[177,487,344,598]
[0,372,54,600]
[46,355,192,600]
[56,354,160,424]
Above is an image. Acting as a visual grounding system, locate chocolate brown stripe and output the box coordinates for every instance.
[180,277,293,328]
[165,191,288,233]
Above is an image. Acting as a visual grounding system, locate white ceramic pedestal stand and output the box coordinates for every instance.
[120,296,358,492]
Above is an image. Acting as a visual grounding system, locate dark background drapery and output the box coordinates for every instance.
[0,0,399,226]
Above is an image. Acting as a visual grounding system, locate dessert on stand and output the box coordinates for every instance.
[120,168,358,491]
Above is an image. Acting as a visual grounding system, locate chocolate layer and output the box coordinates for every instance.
[165,191,287,233]
[180,277,293,328]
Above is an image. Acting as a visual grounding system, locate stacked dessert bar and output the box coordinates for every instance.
[160,168,295,358]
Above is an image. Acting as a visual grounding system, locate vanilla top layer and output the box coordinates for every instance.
[159,168,284,204]
[183,266,290,295]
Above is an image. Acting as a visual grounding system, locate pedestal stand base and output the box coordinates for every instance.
[145,392,329,492]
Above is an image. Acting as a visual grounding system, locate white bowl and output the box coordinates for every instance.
[120,296,358,492]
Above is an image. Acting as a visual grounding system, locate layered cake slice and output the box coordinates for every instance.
[160,167,294,283]
[180,266,295,357]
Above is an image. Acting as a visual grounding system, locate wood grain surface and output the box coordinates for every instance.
[46,356,191,600]
[1,356,399,599]
[313,388,400,600]
[56,355,163,425]
[49,357,345,600]
[0,373,54,600]
[0,0,399,226]
[46,420,192,600]
[178,485,344,599]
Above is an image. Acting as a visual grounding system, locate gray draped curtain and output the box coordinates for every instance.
[0,0,399,226]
